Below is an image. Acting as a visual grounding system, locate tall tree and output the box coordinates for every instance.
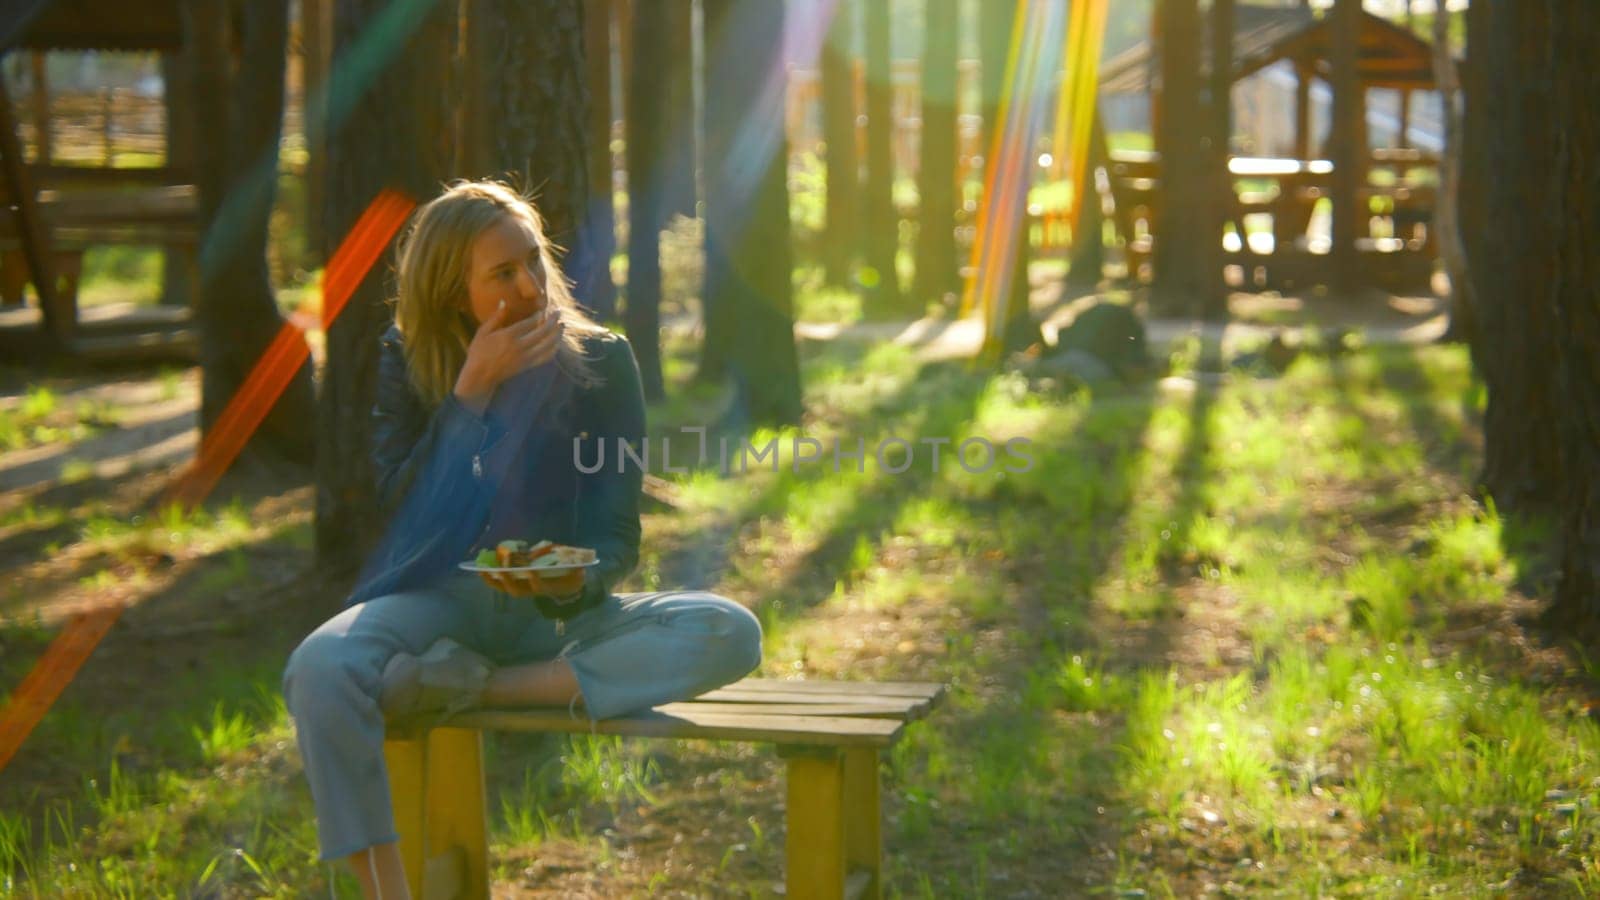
[862,0,903,315]
[625,0,667,401]
[1464,0,1600,628]
[1151,0,1213,316]
[1467,0,1563,516]
[1456,0,1488,361]
[1468,0,1600,632]
[980,0,1039,351]
[315,0,457,565]
[581,0,618,320]
[1327,0,1361,292]
[1434,0,1475,346]
[1545,0,1600,625]
[460,0,592,307]
[186,0,316,464]
[701,0,802,425]
[301,0,331,266]
[662,0,699,221]
[1207,0,1233,320]
[820,0,859,286]
[1066,113,1108,289]
[913,0,958,307]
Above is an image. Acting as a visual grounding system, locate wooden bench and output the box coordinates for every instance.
[0,178,199,339]
[384,677,945,900]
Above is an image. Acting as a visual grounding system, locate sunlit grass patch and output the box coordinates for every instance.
[79,500,258,563]
[0,385,115,453]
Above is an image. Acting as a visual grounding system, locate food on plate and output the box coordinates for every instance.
[476,540,597,570]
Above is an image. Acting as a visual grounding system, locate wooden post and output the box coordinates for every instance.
[161,47,196,306]
[29,52,50,164]
[101,87,114,165]
[782,746,848,900]
[1329,0,1361,288]
[1148,4,1162,147]
[1293,61,1310,160]
[0,75,67,347]
[1397,88,1411,149]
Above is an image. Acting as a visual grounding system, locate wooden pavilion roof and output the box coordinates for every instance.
[1,0,184,53]
[1100,5,1443,95]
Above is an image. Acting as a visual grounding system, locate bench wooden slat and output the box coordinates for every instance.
[721,678,945,700]
[657,700,922,719]
[36,185,198,223]
[691,689,936,719]
[447,707,906,747]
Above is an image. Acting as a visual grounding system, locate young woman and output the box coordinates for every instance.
[283,180,761,899]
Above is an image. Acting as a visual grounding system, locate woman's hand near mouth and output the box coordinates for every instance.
[453,300,564,413]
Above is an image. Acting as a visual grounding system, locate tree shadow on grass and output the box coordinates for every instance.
[610,338,1182,893]
[880,374,1171,895]
[0,469,339,892]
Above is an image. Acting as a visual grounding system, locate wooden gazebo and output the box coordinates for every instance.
[0,0,199,358]
[1096,6,1445,290]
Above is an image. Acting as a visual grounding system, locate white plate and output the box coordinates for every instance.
[459,559,599,575]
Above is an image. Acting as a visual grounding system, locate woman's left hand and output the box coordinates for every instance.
[483,566,584,599]
[528,568,585,599]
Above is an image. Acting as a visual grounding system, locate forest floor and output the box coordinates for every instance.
[2,280,1596,898]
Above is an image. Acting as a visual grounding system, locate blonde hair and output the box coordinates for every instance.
[392,179,606,406]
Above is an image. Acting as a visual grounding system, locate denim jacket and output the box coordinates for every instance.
[344,324,645,609]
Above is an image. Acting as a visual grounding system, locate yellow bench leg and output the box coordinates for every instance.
[782,747,882,900]
[384,727,490,900]
[384,734,428,892]
[842,748,881,899]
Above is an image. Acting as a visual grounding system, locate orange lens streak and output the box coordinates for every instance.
[965,0,1106,358]
[0,190,416,778]
[0,605,124,773]
[166,190,415,508]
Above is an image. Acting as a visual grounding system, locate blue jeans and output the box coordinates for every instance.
[282,574,762,860]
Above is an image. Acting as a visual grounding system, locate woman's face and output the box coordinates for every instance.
[464,214,548,326]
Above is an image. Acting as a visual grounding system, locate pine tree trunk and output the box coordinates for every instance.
[625,0,667,401]
[1066,114,1107,289]
[302,0,331,266]
[1471,0,1564,514]
[1152,0,1212,316]
[315,0,457,566]
[912,0,958,308]
[701,0,801,425]
[187,1,317,466]
[1544,0,1600,626]
[460,0,591,293]
[821,0,859,286]
[1206,0,1232,320]
[581,0,617,320]
[662,0,699,221]
[862,0,903,314]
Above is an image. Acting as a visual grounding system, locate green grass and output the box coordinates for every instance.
[0,385,118,452]
[3,333,1596,895]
